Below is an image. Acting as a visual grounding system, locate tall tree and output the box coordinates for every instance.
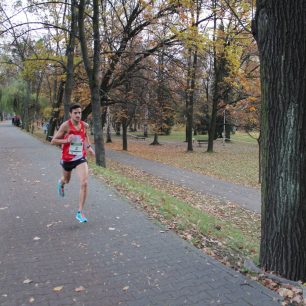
[185,0,202,152]
[207,0,218,152]
[253,1,306,281]
[63,0,78,120]
[78,0,105,166]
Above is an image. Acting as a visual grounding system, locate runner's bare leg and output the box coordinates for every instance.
[75,162,89,211]
[60,170,71,186]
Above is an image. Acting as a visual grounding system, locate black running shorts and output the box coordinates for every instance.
[60,157,87,172]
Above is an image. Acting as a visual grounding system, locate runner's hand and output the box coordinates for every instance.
[88,147,95,157]
[66,135,73,143]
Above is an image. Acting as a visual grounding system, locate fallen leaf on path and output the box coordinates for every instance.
[277,288,294,298]
[108,227,116,231]
[53,286,64,292]
[23,279,33,284]
[75,286,85,292]
[122,286,129,291]
[291,295,303,304]
[29,297,35,303]
[0,207,8,210]
[33,237,40,241]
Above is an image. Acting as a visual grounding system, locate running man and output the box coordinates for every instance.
[51,103,95,223]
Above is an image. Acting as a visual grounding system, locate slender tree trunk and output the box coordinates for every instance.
[150,133,160,145]
[115,122,121,136]
[79,0,105,167]
[254,0,306,281]
[63,0,77,120]
[47,80,65,141]
[185,48,193,150]
[185,1,201,150]
[225,111,231,141]
[187,48,198,151]
[143,104,148,137]
[207,0,218,153]
[122,117,128,151]
[106,106,112,143]
[91,85,105,166]
[22,80,31,132]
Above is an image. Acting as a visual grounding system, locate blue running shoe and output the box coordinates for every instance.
[57,180,64,197]
[76,211,87,223]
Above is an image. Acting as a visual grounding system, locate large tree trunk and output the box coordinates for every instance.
[254,1,306,281]
[257,134,261,184]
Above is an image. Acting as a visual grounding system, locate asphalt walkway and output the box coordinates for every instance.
[0,122,280,306]
[106,147,261,213]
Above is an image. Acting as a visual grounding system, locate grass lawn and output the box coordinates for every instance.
[107,130,260,188]
[90,160,260,268]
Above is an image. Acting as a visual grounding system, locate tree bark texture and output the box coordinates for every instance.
[185,1,201,152]
[106,107,112,143]
[207,0,218,153]
[122,118,128,151]
[186,47,198,152]
[78,0,105,167]
[150,133,160,145]
[47,80,65,141]
[63,0,77,121]
[23,80,31,132]
[254,0,306,281]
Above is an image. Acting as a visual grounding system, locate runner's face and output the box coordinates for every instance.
[70,108,82,122]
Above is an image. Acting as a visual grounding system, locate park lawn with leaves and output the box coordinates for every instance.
[90,159,305,305]
[105,136,260,188]
[90,158,260,267]
[32,127,304,305]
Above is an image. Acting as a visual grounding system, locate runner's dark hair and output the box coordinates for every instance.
[69,103,82,112]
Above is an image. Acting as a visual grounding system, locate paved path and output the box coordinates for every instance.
[0,122,280,306]
[106,150,261,213]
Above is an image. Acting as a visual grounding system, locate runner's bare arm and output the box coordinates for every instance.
[84,123,95,156]
[51,122,69,145]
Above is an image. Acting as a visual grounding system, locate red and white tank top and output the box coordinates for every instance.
[61,120,87,162]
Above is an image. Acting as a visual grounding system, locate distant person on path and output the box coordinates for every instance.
[51,103,95,223]
[43,122,49,134]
